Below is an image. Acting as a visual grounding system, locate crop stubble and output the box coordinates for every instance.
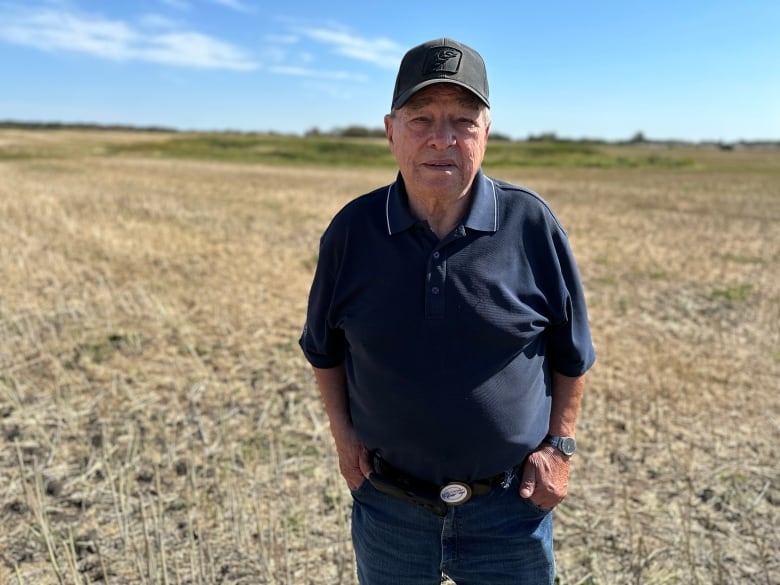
[0,131,778,584]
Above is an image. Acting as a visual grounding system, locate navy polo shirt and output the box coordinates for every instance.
[300,170,595,484]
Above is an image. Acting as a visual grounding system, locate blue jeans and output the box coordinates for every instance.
[350,474,555,585]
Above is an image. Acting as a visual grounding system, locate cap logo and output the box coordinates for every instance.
[424,47,462,75]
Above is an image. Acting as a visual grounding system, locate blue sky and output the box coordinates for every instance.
[1,0,778,142]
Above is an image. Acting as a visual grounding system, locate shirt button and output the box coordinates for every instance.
[433,251,440,259]
[431,286,440,295]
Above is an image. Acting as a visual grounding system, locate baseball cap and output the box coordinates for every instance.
[391,38,489,110]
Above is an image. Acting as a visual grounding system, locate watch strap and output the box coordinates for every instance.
[544,434,576,456]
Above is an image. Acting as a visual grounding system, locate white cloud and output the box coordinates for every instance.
[0,8,138,59]
[0,6,258,70]
[295,27,403,69]
[143,32,257,70]
[261,25,383,83]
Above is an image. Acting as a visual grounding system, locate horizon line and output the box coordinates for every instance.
[1,119,778,146]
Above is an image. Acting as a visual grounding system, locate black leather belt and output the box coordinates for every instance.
[367,452,516,516]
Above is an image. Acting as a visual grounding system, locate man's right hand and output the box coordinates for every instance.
[311,365,372,490]
[332,424,372,490]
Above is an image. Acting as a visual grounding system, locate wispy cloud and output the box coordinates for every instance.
[143,32,257,70]
[269,65,367,82]
[260,24,401,85]
[294,27,403,69]
[139,13,182,30]
[159,0,191,11]
[0,5,258,70]
[209,0,254,13]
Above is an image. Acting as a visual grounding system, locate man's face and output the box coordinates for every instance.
[384,84,490,202]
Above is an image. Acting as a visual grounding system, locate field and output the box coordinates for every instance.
[0,129,778,584]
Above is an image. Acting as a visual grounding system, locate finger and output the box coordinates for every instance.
[358,446,373,478]
[519,460,536,498]
[344,469,364,491]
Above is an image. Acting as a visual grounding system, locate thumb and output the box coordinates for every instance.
[519,459,536,499]
[358,446,373,479]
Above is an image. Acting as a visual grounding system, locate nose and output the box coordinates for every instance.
[428,119,456,149]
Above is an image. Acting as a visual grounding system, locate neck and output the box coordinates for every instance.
[408,191,471,239]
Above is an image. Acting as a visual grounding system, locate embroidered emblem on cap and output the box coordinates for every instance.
[424,48,462,75]
[439,482,472,505]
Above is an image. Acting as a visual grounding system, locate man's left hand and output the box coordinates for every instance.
[518,445,571,509]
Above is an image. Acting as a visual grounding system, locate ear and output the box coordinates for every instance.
[384,114,394,147]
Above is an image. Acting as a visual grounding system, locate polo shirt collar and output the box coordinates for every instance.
[385,173,418,235]
[463,170,499,233]
[385,170,498,235]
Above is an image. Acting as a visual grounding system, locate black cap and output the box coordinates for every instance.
[391,38,489,110]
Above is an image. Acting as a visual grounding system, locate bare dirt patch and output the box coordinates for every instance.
[1,131,778,584]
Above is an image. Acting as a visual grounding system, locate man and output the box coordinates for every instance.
[300,38,595,585]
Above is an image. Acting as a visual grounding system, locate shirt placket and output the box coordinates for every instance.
[425,227,465,319]
[425,247,446,319]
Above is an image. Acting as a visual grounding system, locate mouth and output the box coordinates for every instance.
[422,160,457,171]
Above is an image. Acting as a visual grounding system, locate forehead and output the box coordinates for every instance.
[403,84,484,111]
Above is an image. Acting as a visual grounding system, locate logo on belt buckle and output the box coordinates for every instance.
[440,482,472,505]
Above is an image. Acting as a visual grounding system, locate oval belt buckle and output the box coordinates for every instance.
[439,482,472,506]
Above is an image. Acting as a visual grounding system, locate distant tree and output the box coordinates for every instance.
[629,131,646,144]
[337,125,386,138]
[488,131,512,142]
[528,132,558,142]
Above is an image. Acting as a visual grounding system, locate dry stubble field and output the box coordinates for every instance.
[0,130,778,584]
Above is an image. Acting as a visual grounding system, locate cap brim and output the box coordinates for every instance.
[392,79,490,110]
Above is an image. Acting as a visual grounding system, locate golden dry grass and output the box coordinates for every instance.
[1,130,778,584]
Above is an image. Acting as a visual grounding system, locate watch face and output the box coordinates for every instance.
[560,437,576,455]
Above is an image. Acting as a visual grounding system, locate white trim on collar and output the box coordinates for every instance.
[485,176,498,231]
[385,184,393,235]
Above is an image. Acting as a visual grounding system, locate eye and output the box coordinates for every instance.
[407,115,432,129]
[456,117,478,128]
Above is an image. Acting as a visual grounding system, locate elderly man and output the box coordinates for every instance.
[300,38,595,585]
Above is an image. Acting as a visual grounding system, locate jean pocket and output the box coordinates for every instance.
[350,477,371,498]
[519,495,553,515]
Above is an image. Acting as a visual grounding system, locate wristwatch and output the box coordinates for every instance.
[544,435,576,457]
